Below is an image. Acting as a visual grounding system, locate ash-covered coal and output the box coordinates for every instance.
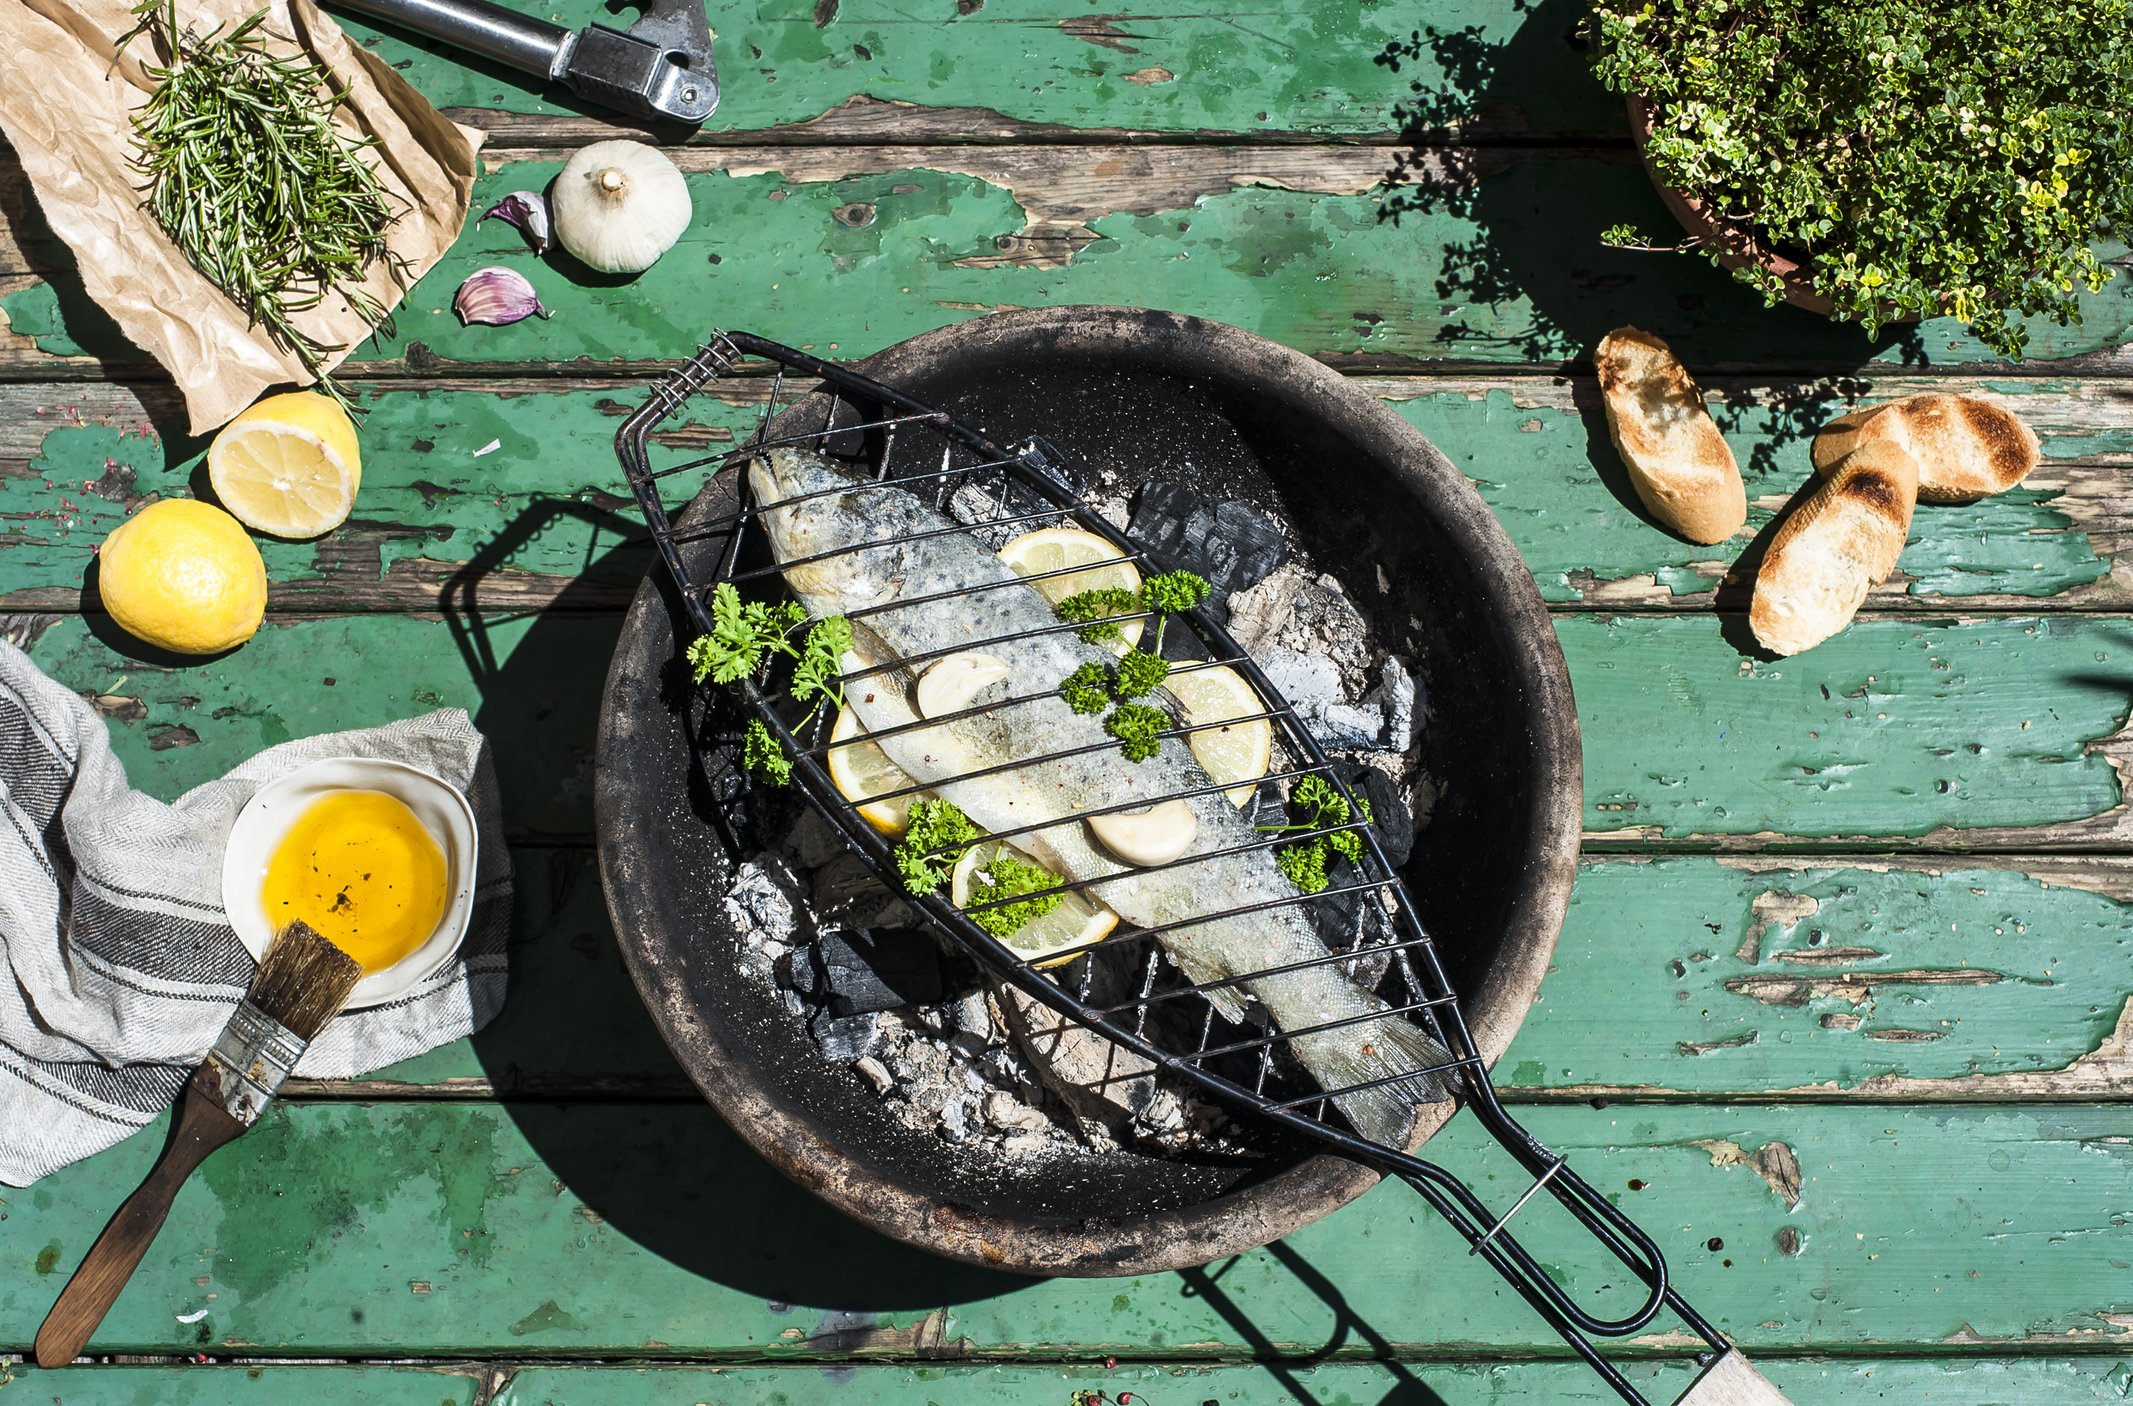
[1128,480,1287,604]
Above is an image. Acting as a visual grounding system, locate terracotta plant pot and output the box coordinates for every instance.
[1626,94,1835,316]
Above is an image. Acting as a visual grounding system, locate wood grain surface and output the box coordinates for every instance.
[3,0,2131,1395]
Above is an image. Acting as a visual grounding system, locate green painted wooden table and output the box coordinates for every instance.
[5,3,2133,1402]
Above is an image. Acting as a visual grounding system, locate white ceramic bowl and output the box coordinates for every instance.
[221,756,479,1010]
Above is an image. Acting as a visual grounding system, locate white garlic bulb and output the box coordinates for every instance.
[550,140,692,275]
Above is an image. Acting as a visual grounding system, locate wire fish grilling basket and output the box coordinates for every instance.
[616,330,1792,1406]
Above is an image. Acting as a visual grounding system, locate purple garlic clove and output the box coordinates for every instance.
[453,266,551,326]
[479,190,552,253]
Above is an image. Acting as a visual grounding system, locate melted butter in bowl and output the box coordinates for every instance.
[224,757,478,1008]
[262,790,450,975]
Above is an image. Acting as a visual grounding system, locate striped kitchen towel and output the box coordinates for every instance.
[0,641,510,1185]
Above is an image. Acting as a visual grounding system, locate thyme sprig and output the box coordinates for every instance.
[123,0,405,409]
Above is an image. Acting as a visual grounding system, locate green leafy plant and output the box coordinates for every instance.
[1590,0,2133,356]
[688,583,850,784]
[1060,661,1114,715]
[1049,570,1210,763]
[1055,587,1143,645]
[1104,702,1170,763]
[124,0,405,409]
[893,798,981,896]
[964,848,1065,938]
[1263,774,1375,895]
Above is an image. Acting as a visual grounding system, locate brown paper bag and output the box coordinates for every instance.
[0,0,481,433]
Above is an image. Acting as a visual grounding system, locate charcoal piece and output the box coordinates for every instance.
[812,1009,883,1062]
[1128,481,1287,599]
[812,927,944,1015]
[1334,762,1414,869]
[1308,881,1366,948]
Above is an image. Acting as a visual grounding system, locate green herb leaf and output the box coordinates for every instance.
[1060,661,1114,715]
[1105,701,1170,763]
[1113,648,1170,700]
[124,0,407,408]
[893,798,982,897]
[741,718,792,786]
[792,615,852,709]
[1054,587,1142,645]
[966,849,1066,938]
[1140,570,1212,614]
[1276,841,1330,894]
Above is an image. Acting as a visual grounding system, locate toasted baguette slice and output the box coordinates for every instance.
[1750,439,1920,657]
[1811,393,2038,503]
[1595,327,1745,544]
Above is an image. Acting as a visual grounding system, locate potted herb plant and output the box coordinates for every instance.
[1588,1,2133,357]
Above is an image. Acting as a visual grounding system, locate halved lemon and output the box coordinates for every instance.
[1165,663,1273,807]
[825,706,922,835]
[950,840,1118,966]
[997,526,1144,650]
[206,391,361,539]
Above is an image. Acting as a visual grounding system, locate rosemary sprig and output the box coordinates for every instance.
[122,0,404,409]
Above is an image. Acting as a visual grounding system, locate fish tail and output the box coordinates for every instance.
[1297,1014,1458,1146]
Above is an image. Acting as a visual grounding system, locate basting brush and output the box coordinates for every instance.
[35,920,362,1367]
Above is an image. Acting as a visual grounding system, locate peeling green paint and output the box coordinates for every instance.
[3,1103,2126,1355]
[332,0,1611,138]
[1569,615,2131,838]
[8,156,2130,372]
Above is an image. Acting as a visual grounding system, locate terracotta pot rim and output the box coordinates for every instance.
[1625,93,1835,316]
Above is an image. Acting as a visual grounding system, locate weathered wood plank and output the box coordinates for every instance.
[3,375,2132,615]
[300,850,2133,1105]
[6,149,2131,378]
[1566,614,2133,849]
[6,1365,485,1402]
[15,611,2133,850]
[490,1360,2133,1406]
[339,0,1617,144]
[4,1103,2127,1357]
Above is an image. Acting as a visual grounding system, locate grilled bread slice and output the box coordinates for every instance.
[1811,393,2038,503]
[1595,327,1746,545]
[1750,439,1920,656]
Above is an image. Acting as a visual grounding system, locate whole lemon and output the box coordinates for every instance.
[97,499,267,655]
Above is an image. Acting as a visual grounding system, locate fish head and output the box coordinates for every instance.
[746,446,913,610]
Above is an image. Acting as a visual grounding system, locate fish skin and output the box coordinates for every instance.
[750,446,1451,1141]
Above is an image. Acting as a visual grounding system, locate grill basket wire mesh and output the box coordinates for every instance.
[617,331,1731,1404]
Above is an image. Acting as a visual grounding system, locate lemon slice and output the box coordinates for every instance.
[1165,664,1273,807]
[207,391,362,540]
[950,840,1119,966]
[826,706,922,835]
[997,526,1144,649]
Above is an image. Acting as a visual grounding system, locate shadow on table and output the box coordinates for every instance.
[1373,0,1914,514]
[444,498,1033,1313]
[1179,1242,1450,1406]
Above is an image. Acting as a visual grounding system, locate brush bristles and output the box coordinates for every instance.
[245,921,363,1041]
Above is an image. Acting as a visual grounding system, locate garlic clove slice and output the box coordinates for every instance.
[915,651,1011,717]
[1088,799,1198,867]
[478,191,552,253]
[453,267,550,326]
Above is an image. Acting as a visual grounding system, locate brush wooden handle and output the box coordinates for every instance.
[34,1066,246,1368]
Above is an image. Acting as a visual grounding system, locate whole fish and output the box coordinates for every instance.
[750,445,1452,1143]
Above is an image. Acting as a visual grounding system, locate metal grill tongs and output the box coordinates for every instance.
[616,331,1793,1406]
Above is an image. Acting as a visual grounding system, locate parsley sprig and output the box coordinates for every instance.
[964,848,1065,938]
[1262,774,1375,895]
[688,583,851,785]
[1050,569,1209,764]
[892,798,982,897]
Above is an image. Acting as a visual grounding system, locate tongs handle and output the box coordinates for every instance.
[330,0,571,79]
[325,0,720,125]
[1673,1350,1794,1405]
